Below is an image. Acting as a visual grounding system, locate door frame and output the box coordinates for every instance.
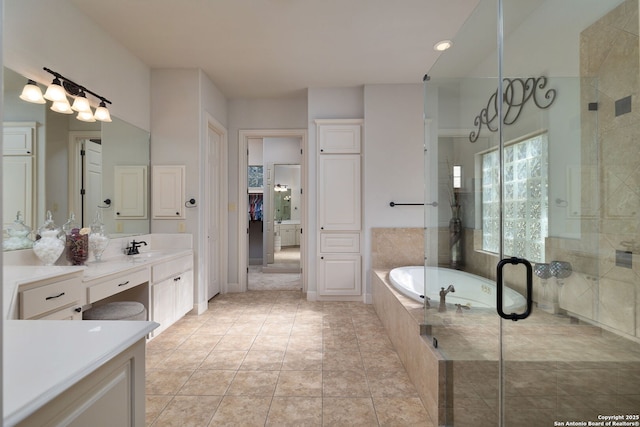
[238,129,308,293]
[68,131,102,226]
[199,112,228,313]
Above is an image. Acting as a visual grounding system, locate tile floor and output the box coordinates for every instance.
[145,289,433,426]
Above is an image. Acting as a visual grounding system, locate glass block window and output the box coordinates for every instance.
[481,133,548,262]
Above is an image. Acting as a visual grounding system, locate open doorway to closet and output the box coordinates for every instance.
[238,129,308,293]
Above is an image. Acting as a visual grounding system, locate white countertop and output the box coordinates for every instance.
[3,319,158,426]
[3,266,84,320]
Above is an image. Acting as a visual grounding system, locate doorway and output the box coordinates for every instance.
[68,131,102,227]
[238,129,308,293]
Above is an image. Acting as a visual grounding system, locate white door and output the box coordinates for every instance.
[207,125,221,299]
[84,140,103,226]
[3,156,33,231]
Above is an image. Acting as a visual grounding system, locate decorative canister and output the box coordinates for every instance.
[63,212,90,265]
[89,210,109,261]
[3,211,33,251]
[32,211,65,266]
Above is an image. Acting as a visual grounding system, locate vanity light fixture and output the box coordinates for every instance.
[50,99,74,114]
[93,101,112,122]
[19,79,46,104]
[43,77,66,102]
[433,39,453,52]
[28,67,114,122]
[71,90,91,113]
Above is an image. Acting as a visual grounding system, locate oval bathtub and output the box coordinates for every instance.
[389,266,526,312]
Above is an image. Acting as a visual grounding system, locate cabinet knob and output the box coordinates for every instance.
[321,227,324,230]
[174,276,181,281]
[320,149,324,152]
[74,307,82,313]
[321,256,324,260]
[176,212,180,215]
[116,212,120,216]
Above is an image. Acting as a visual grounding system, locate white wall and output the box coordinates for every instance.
[4,0,151,131]
[362,84,430,299]
[150,68,228,314]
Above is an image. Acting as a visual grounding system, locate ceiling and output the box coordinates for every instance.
[70,0,481,99]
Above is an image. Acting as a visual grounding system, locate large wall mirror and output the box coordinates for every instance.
[3,67,150,250]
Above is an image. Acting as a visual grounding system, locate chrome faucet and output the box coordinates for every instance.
[438,285,455,312]
[125,240,147,255]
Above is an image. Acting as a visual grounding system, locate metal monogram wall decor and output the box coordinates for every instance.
[469,76,557,142]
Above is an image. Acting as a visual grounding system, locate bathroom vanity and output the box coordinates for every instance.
[2,234,194,425]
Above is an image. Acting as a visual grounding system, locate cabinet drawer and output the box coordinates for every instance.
[152,254,194,282]
[87,268,149,304]
[21,277,83,319]
[320,233,360,253]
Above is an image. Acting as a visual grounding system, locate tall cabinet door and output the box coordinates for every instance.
[318,154,361,231]
[316,119,363,299]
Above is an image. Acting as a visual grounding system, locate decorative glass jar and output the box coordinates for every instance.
[63,212,90,265]
[32,211,65,266]
[3,211,33,251]
[89,210,109,261]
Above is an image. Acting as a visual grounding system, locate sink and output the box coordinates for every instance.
[131,250,166,260]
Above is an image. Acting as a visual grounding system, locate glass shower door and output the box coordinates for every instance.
[425,0,640,425]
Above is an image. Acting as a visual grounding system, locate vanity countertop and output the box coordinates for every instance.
[3,248,194,319]
[3,319,158,426]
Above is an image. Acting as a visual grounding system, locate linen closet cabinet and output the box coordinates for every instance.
[316,119,363,298]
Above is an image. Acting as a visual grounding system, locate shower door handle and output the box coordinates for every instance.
[496,257,533,321]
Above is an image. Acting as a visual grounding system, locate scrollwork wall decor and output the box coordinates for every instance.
[469,76,557,142]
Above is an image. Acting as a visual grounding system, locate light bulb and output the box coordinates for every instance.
[71,92,91,112]
[51,99,73,114]
[77,109,96,122]
[19,80,46,104]
[93,101,112,122]
[43,78,67,102]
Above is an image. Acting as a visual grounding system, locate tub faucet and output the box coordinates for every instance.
[438,285,455,312]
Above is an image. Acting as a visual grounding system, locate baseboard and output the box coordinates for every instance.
[306,291,317,301]
[226,282,242,293]
[364,293,373,304]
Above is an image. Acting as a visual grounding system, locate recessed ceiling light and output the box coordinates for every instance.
[434,40,453,52]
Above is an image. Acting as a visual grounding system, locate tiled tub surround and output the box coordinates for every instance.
[372,270,640,427]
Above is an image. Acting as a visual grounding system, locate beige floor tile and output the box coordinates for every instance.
[361,349,406,372]
[146,370,193,395]
[373,396,433,427]
[146,348,174,370]
[323,350,364,371]
[259,321,294,335]
[287,334,323,352]
[146,395,172,426]
[281,351,323,371]
[200,350,247,370]
[239,350,285,370]
[208,396,271,427]
[323,370,370,397]
[197,321,233,335]
[214,334,256,351]
[275,370,323,397]
[226,370,280,396]
[152,395,221,427]
[322,397,378,426]
[265,397,322,426]
[251,334,290,351]
[177,334,224,352]
[178,369,235,395]
[148,333,188,352]
[367,370,419,397]
[227,321,264,335]
[160,348,210,370]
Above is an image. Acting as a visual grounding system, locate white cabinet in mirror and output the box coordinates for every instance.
[3,67,151,250]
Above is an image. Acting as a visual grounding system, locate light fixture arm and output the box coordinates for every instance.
[43,67,112,105]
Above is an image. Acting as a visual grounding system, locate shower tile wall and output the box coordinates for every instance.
[575,0,640,340]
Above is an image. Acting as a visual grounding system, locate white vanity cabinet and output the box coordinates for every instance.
[275,223,298,247]
[19,271,85,320]
[316,119,363,299]
[151,254,194,336]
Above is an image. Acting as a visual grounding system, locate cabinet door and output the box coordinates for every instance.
[175,270,194,318]
[114,166,147,218]
[318,154,361,231]
[152,278,175,336]
[318,124,361,154]
[318,254,361,296]
[152,165,185,219]
[3,156,34,231]
[3,124,34,155]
